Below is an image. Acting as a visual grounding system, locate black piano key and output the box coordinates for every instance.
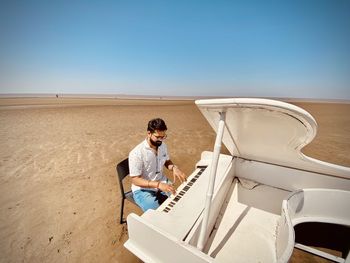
[179,190,186,196]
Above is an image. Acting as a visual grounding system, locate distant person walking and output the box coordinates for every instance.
[128,118,186,211]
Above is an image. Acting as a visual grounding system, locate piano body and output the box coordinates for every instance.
[124,98,350,263]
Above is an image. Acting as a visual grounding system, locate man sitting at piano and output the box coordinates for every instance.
[129,118,186,212]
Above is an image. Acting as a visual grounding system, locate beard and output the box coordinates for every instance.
[150,138,162,147]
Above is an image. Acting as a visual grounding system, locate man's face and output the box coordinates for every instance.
[148,130,167,147]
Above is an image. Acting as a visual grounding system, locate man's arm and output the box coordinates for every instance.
[164,160,186,184]
[131,176,176,195]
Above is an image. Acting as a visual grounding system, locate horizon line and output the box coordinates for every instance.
[1,93,350,104]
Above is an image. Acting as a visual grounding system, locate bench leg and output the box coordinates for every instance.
[120,198,125,224]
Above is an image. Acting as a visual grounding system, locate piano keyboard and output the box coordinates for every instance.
[162,165,208,213]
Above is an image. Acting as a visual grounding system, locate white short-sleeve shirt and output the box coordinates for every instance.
[128,139,170,192]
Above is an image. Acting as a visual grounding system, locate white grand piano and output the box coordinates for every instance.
[124,98,350,263]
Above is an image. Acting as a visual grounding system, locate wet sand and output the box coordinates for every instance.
[0,97,349,262]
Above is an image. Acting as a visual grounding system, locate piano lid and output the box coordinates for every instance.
[196,98,350,178]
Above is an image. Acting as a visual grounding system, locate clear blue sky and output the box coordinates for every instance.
[1,0,349,99]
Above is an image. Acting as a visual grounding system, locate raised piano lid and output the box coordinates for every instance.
[195,98,350,178]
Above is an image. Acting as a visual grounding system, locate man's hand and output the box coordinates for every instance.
[172,166,186,184]
[158,182,176,195]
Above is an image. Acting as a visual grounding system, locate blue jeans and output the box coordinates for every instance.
[133,189,169,212]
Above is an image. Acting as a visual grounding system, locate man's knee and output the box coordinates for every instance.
[134,190,160,212]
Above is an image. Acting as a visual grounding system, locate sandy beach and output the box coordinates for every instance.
[0,97,349,263]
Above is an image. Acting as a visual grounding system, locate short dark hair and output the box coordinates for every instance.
[147,118,167,133]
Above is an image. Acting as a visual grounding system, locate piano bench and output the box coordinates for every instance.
[116,158,141,224]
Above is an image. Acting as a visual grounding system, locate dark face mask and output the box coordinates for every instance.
[150,138,162,147]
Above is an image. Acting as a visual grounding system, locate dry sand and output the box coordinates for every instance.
[0,98,349,263]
